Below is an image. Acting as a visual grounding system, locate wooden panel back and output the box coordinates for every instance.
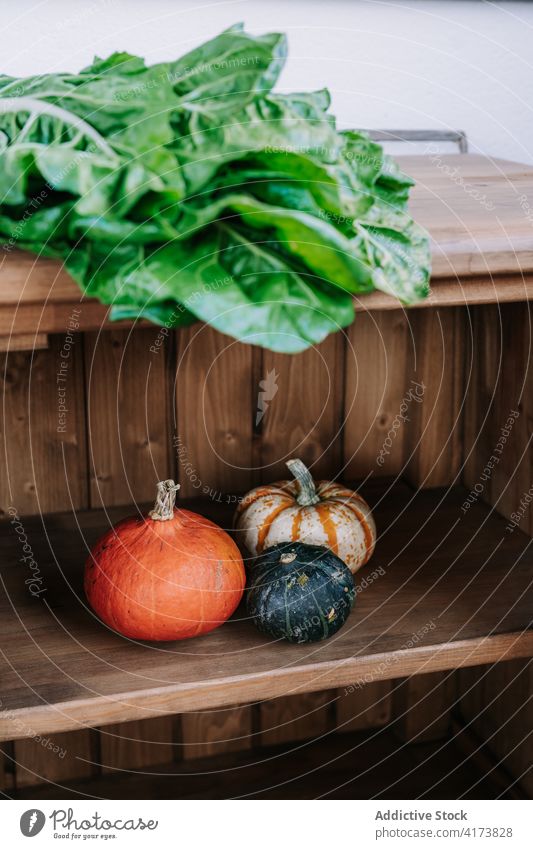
[256,336,345,743]
[175,325,255,757]
[0,337,87,516]
[404,307,467,488]
[176,326,255,498]
[99,719,176,773]
[82,327,178,776]
[6,303,528,791]
[464,303,532,533]
[460,302,533,794]
[0,334,93,789]
[84,328,172,508]
[181,707,253,759]
[458,661,533,797]
[344,312,411,478]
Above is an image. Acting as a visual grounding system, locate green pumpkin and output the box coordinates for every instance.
[247,542,355,643]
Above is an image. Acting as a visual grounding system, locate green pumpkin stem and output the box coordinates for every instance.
[286,458,320,507]
[149,479,180,521]
[280,551,297,564]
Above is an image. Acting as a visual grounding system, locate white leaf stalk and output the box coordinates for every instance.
[0,96,117,159]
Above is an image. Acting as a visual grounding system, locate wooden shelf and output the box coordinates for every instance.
[1,155,533,339]
[9,725,517,800]
[1,479,531,742]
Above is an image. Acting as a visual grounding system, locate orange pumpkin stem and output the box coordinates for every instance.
[286,458,320,507]
[149,479,180,521]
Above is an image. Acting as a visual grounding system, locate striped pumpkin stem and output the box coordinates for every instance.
[286,459,320,507]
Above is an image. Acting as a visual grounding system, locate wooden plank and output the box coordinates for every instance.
[0,747,14,794]
[0,250,80,304]
[342,314,407,728]
[0,334,92,786]
[344,311,412,478]
[13,731,96,788]
[355,275,533,312]
[11,728,511,801]
[99,718,176,773]
[463,304,501,498]
[259,692,333,746]
[463,302,533,536]
[84,326,175,781]
[0,481,531,741]
[257,334,344,742]
[404,308,466,487]
[460,303,533,796]
[0,335,88,516]
[176,325,255,497]
[258,334,345,480]
[84,328,172,508]
[3,156,533,338]
[400,315,467,732]
[336,681,392,732]
[392,672,457,742]
[398,154,532,181]
[476,304,531,532]
[451,715,527,800]
[4,277,533,339]
[181,707,252,759]
[458,660,533,797]
[0,333,48,352]
[345,310,465,736]
[175,325,255,760]
[1,634,530,745]
[0,301,152,337]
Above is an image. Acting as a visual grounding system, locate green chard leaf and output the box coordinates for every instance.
[170,24,287,116]
[0,25,430,353]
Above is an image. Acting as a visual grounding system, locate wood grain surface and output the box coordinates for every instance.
[84,328,172,509]
[181,708,253,760]
[10,727,519,800]
[458,660,533,797]
[336,681,393,732]
[404,308,467,488]
[256,335,344,740]
[174,325,255,755]
[83,328,177,777]
[343,311,411,478]
[0,337,88,516]
[98,718,176,773]
[460,303,533,797]
[0,336,92,785]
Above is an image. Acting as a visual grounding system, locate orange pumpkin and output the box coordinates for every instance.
[234,459,376,574]
[85,480,245,641]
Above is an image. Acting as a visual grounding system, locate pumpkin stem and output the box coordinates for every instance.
[149,479,180,521]
[280,551,297,564]
[286,458,320,507]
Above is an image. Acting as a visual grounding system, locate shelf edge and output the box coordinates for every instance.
[2,630,531,743]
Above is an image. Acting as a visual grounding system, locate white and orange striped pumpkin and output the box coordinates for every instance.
[234,459,376,574]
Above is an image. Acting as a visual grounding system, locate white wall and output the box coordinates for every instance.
[2,0,533,162]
